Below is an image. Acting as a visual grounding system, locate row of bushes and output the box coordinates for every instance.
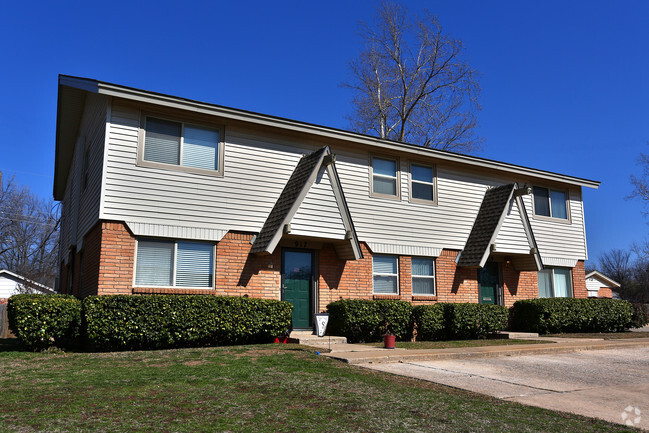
[510,298,636,334]
[328,298,641,343]
[8,294,292,351]
[326,299,509,343]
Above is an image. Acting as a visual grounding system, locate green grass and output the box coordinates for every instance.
[0,339,637,433]
[544,331,649,339]
[363,339,549,350]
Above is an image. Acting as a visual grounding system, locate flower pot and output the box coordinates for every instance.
[383,334,396,349]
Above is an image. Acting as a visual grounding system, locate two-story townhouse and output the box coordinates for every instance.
[54,75,599,329]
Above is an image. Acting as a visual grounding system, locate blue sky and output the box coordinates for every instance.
[1,0,647,266]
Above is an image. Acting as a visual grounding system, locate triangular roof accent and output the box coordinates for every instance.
[251,146,362,259]
[585,271,621,288]
[457,183,542,269]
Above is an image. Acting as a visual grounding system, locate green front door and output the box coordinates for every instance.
[478,262,500,304]
[282,249,314,329]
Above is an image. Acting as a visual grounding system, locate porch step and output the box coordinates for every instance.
[492,331,540,339]
[288,331,347,346]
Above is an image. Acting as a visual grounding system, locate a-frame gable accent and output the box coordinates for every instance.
[251,146,362,260]
[457,183,541,270]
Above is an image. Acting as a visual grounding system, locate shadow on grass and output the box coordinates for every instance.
[0,338,30,352]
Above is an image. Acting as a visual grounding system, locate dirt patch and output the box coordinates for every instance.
[182,360,205,367]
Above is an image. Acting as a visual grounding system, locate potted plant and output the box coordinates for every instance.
[382,321,396,349]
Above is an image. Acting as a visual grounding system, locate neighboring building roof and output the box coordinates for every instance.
[585,270,621,288]
[457,183,541,269]
[0,269,55,293]
[55,75,601,200]
[251,146,362,260]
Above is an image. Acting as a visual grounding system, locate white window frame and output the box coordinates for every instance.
[411,257,436,296]
[372,255,400,295]
[409,162,438,205]
[133,238,216,289]
[532,186,570,222]
[138,112,225,177]
[369,154,401,199]
[538,267,573,298]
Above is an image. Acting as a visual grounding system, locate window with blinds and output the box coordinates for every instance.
[412,257,435,295]
[373,255,399,294]
[135,239,214,288]
[143,116,222,173]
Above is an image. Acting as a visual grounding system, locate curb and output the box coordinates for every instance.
[322,338,649,364]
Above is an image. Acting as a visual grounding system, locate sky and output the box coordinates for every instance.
[1,0,647,267]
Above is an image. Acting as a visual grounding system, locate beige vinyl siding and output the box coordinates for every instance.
[100,100,588,262]
[59,93,107,256]
[524,190,586,261]
[290,167,347,240]
[102,103,308,233]
[494,199,531,254]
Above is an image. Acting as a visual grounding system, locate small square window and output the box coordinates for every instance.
[533,186,568,220]
[410,164,435,202]
[371,156,399,197]
[412,257,436,295]
[373,255,399,294]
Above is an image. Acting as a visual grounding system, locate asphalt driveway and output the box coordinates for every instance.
[362,347,649,430]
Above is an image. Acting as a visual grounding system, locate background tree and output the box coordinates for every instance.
[0,175,60,291]
[345,1,481,153]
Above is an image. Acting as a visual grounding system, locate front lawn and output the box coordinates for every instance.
[363,339,549,350]
[0,339,636,432]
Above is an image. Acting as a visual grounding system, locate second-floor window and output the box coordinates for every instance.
[371,156,399,197]
[143,116,223,173]
[410,163,435,202]
[533,186,568,220]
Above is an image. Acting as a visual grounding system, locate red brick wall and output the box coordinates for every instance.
[597,287,613,298]
[501,263,538,308]
[572,260,588,298]
[317,242,372,311]
[96,222,136,295]
[214,232,280,299]
[56,220,590,309]
[435,250,479,304]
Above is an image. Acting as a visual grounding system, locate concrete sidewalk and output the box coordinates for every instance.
[319,337,649,364]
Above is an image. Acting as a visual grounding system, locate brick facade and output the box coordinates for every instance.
[597,287,613,298]
[59,220,589,320]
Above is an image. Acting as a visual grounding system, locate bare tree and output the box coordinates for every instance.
[598,248,632,288]
[344,1,481,153]
[0,175,60,290]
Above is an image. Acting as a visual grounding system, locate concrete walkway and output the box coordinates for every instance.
[363,347,649,430]
[320,336,649,364]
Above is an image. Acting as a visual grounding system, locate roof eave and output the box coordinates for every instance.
[79,77,600,190]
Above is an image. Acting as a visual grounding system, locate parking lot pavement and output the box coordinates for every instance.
[362,347,649,429]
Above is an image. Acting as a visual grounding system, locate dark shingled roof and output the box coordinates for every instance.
[457,183,516,267]
[251,147,327,253]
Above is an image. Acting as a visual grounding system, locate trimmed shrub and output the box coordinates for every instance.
[442,303,509,339]
[630,303,649,329]
[410,304,444,341]
[8,294,82,350]
[326,299,413,343]
[510,298,634,334]
[82,295,293,350]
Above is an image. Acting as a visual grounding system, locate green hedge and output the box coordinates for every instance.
[510,298,634,334]
[631,303,649,329]
[7,294,82,350]
[326,299,413,343]
[410,304,445,341]
[442,303,509,339]
[83,295,293,350]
